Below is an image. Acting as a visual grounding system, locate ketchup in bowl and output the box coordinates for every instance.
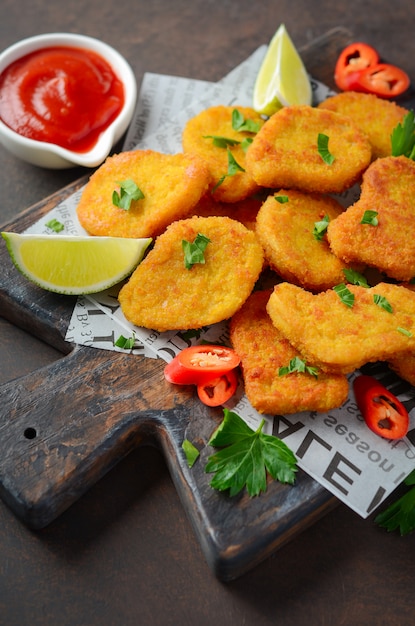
[0,46,125,153]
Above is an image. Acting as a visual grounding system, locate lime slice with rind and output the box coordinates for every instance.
[253,24,312,116]
[1,232,152,295]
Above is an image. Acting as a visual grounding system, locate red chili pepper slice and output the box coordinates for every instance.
[164,344,240,386]
[349,63,410,99]
[196,368,238,407]
[353,375,409,440]
[334,42,379,91]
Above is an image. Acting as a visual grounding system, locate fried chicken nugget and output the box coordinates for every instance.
[266,282,415,374]
[230,290,349,414]
[76,150,211,238]
[190,193,263,231]
[327,156,415,282]
[256,190,360,291]
[318,91,408,159]
[118,216,264,332]
[245,105,372,193]
[182,105,264,203]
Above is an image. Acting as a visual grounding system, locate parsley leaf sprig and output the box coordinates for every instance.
[205,409,297,497]
[375,469,415,535]
[391,110,415,159]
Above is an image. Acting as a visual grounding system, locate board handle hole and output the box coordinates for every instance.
[24,427,37,440]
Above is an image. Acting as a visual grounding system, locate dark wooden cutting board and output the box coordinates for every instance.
[1,28,409,582]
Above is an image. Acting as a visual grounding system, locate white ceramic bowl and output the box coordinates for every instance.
[0,33,137,169]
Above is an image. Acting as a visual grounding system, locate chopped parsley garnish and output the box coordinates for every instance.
[275,194,289,204]
[361,210,379,226]
[375,469,415,535]
[182,232,211,269]
[391,110,415,159]
[397,327,413,337]
[373,294,393,313]
[45,218,65,233]
[203,135,240,148]
[205,409,297,497]
[212,149,245,192]
[313,214,330,240]
[333,283,355,307]
[317,133,335,164]
[182,439,200,468]
[343,268,369,287]
[231,109,261,134]
[114,333,136,349]
[278,356,319,378]
[112,179,145,210]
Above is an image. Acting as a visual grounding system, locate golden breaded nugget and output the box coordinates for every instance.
[230,290,348,414]
[182,105,264,203]
[256,190,360,291]
[77,150,211,238]
[318,91,408,159]
[388,352,415,386]
[245,105,372,193]
[327,156,415,282]
[266,282,415,374]
[118,216,264,331]
[190,193,263,231]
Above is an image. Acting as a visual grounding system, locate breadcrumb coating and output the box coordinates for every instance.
[230,290,349,414]
[77,150,211,238]
[245,105,372,193]
[118,216,264,331]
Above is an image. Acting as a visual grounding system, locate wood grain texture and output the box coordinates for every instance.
[0,27,394,581]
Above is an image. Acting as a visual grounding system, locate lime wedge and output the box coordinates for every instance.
[1,232,152,295]
[253,24,312,116]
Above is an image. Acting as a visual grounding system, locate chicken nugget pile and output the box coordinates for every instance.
[76,92,415,415]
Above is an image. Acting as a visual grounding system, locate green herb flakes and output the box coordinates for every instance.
[375,469,415,535]
[343,268,369,287]
[182,439,200,468]
[397,327,413,337]
[112,179,145,210]
[203,135,240,148]
[361,210,379,226]
[278,356,319,378]
[231,109,261,134]
[333,283,355,307]
[45,218,64,233]
[391,110,415,159]
[317,133,335,165]
[114,334,136,350]
[182,233,211,269]
[313,214,330,240]
[373,294,393,313]
[275,194,289,204]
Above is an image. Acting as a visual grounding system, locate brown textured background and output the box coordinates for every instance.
[1,1,415,624]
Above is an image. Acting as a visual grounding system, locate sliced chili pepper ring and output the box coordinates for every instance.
[164,344,240,386]
[350,63,410,99]
[197,369,238,407]
[353,375,409,440]
[334,42,379,91]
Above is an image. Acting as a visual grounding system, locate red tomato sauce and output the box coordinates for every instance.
[0,46,125,152]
